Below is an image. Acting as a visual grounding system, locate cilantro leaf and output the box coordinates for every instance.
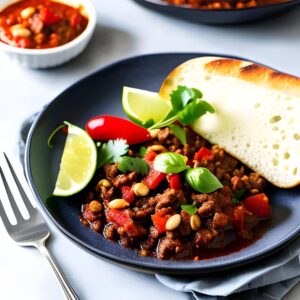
[118,156,149,175]
[139,146,147,157]
[170,86,203,111]
[181,204,197,216]
[234,189,245,199]
[169,124,187,145]
[97,139,129,168]
[232,198,241,206]
[150,86,214,129]
[177,100,215,126]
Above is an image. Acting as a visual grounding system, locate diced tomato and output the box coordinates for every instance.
[144,150,157,165]
[70,13,82,28]
[168,174,182,190]
[143,168,166,190]
[121,186,135,204]
[194,147,214,161]
[16,37,32,48]
[232,205,245,232]
[105,209,139,236]
[243,193,271,218]
[39,7,61,26]
[151,213,170,235]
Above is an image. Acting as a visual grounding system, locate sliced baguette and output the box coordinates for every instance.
[159,56,300,188]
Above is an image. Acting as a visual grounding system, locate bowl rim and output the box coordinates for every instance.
[0,0,96,55]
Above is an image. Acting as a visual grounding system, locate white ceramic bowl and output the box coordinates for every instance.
[0,0,96,68]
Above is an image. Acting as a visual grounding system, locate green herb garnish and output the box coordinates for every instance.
[185,167,223,193]
[97,139,129,168]
[118,156,149,175]
[153,152,187,174]
[169,124,187,145]
[181,204,197,216]
[139,146,147,157]
[231,189,245,206]
[150,86,214,129]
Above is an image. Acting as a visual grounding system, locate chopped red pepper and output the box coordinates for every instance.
[143,168,166,190]
[70,13,82,28]
[232,205,245,232]
[86,116,152,145]
[144,149,157,165]
[121,186,135,204]
[168,174,182,190]
[243,193,271,218]
[105,209,139,237]
[194,147,214,161]
[151,212,170,235]
[39,7,61,26]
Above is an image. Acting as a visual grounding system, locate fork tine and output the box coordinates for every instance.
[0,166,25,223]
[2,153,36,216]
[0,196,13,230]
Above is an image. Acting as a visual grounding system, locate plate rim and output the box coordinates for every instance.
[24,52,300,274]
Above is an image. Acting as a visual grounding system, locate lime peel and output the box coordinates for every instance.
[53,122,97,197]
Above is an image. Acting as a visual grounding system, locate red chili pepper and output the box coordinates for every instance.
[70,13,82,28]
[243,193,271,218]
[86,116,152,145]
[121,186,135,204]
[143,168,166,190]
[39,7,61,26]
[194,147,214,161]
[151,212,170,235]
[168,174,182,190]
[232,205,245,232]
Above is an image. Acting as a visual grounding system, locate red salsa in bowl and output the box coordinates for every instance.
[0,0,88,49]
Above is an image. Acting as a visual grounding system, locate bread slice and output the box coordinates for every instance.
[159,56,300,188]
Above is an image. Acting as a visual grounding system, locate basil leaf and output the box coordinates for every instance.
[170,86,203,111]
[181,204,197,216]
[153,152,187,174]
[185,167,223,193]
[177,100,215,126]
[169,124,187,145]
[118,156,149,175]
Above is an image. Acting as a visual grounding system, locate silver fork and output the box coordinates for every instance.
[0,152,79,300]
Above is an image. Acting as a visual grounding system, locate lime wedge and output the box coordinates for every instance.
[122,86,171,126]
[53,122,97,197]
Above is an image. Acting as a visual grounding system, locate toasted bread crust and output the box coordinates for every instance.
[159,56,300,188]
[205,58,300,97]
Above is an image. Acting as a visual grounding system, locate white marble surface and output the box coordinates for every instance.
[0,1,300,299]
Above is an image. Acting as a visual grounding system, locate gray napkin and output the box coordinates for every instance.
[20,113,300,300]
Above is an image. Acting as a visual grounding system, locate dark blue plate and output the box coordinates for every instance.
[25,53,300,274]
[133,0,300,24]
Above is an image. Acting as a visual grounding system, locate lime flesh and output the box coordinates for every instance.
[53,122,97,197]
[122,86,170,125]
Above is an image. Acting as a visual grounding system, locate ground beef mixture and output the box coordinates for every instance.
[80,127,270,260]
[162,0,288,10]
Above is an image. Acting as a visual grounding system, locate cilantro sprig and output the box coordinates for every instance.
[97,139,129,168]
[150,86,215,129]
[118,156,149,175]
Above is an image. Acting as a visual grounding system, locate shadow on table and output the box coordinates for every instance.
[223,6,300,40]
[44,24,136,73]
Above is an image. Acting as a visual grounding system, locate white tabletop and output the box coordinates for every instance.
[1,1,300,299]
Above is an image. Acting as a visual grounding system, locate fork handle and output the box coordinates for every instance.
[36,240,80,300]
